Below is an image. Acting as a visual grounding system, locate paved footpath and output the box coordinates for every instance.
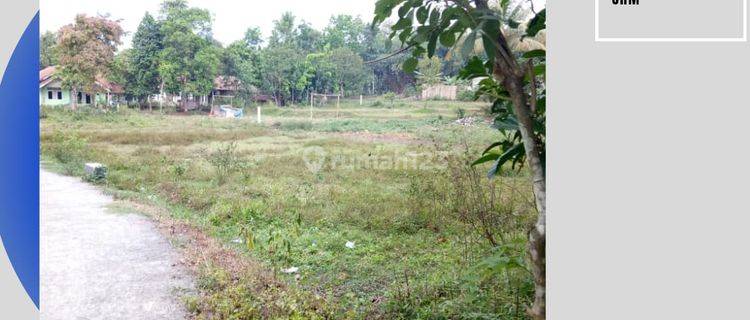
[40,169,193,320]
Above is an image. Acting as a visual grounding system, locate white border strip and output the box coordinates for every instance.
[595,0,748,42]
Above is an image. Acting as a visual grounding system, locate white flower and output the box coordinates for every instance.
[282,267,299,274]
[345,241,355,249]
[231,238,243,244]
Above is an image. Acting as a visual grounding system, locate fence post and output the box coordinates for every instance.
[257,106,262,124]
[360,95,363,106]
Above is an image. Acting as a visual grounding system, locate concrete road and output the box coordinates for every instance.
[40,169,193,320]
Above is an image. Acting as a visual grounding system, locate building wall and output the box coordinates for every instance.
[421,85,458,100]
[39,87,70,106]
[39,87,114,107]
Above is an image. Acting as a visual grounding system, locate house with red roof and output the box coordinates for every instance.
[39,66,124,107]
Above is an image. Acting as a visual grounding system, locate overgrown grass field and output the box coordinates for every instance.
[41,99,536,319]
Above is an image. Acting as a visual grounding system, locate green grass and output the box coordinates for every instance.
[41,99,535,319]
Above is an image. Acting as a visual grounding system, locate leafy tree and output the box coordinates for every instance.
[326,48,371,96]
[295,22,323,53]
[259,46,304,106]
[242,27,263,49]
[157,0,220,110]
[268,12,298,48]
[222,36,262,99]
[415,56,443,87]
[374,1,547,318]
[109,49,134,100]
[40,31,59,69]
[129,12,163,108]
[322,15,366,53]
[57,14,124,110]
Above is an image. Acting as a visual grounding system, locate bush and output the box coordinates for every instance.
[457,89,475,102]
[455,107,466,119]
[43,131,89,165]
[207,142,241,184]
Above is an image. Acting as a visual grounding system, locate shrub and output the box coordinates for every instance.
[457,89,475,102]
[455,107,466,119]
[43,131,89,165]
[207,142,241,184]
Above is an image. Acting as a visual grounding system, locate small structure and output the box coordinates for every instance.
[310,93,342,119]
[39,66,124,107]
[210,105,243,118]
[421,84,458,100]
[211,75,241,107]
[251,94,272,104]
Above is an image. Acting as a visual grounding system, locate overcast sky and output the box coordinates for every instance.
[40,0,545,49]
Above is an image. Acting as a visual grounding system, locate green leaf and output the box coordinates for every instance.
[398,4,411,17]
[403,57,418,73]
[487,143,524,178]
[482,141,505,155]
[416,6,428,24]
[439,31,456,47]
[526,9,546,37]
[534,64,546,76]
[460,31,476,58]
[523,49,546,58]
[458,56,487,79]
[472,152,500,166]
[429,8,440,25]
[427,34,438,57]
[374,0,406,24]
[392,13,413,30]
[508,19,520,29]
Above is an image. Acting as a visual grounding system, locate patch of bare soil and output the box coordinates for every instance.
[326,131,424,145]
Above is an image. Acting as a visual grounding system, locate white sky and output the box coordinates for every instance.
[40,0,545,49]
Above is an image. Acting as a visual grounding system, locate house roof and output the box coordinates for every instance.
[39,65,124,94]
[213,76,241,92]
[39,66,58,88]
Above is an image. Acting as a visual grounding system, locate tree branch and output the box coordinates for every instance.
[364,44,415,65]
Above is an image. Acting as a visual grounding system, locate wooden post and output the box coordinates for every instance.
[337,95,340,118]
[310,93,314,121]
[159,82,164,112]
[257,106,262,124]
[360,95,363,106]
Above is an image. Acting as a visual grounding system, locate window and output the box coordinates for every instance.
[48,91,53,99]
[85,94,91,104]
[57,91,62,100]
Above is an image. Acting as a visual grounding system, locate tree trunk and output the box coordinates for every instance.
[159,81,164,112]
[71,87,78,110]
[179,92,186,112]
[477,3,546,314]
[498,70,546,320]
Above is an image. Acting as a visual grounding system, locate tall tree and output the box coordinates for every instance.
[40,31,59,69]
[130,12,164,109]
[242,27,263,49]
[259,46,304,106]
[374,1,547,318]
[325,48,371,96]
[57,14,123,110]
[322,15,366,53]
[157,0,220,111]
[296,22,323,53]
[268,12,298,48]
[222,38,261,103]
